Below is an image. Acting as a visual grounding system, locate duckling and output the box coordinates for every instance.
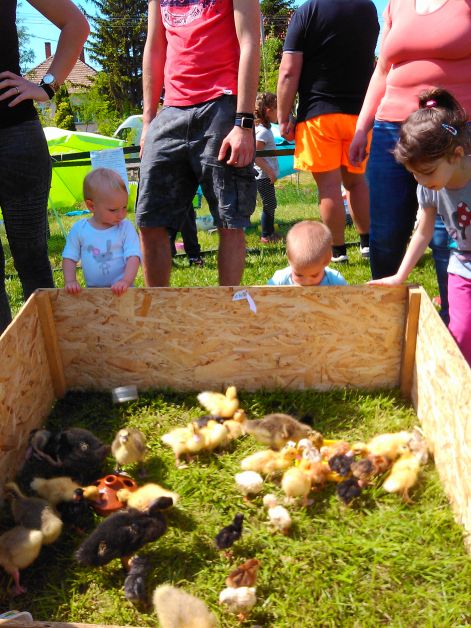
[161,424,203,467]
[241,445,297,477]
[199,420,231,451]
[281,465,312,506]
[197,385,239,418]
[111,428,147,475]
[5,482,63,545]
[0,526,43,596]
[223,409,248,440]
[219,586,256,621]
[262,494,292,534]
[117,482,179,511]
[153,584,218,628]
[234,471,264,499]
[245,413,322,451]
[382,451,421,503]
[30,476,82,505]
[365,431,413,461]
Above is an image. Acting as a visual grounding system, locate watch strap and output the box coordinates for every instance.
[234,116,254,129]
[39,81,55,100]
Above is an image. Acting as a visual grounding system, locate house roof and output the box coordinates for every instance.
[27,56,97,93]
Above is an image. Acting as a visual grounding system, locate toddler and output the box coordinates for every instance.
[268,221,348,286]
[255,92,280,243]
[62,168,141,295]
[370,88,471,365]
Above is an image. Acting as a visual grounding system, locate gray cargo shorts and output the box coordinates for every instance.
[136,95,257,231]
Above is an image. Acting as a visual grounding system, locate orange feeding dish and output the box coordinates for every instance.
[88,473,139,516]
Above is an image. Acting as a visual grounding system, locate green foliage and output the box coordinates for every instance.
[16,2,35,73]
[54,85,76,131]
[85,0,147,114]
[261,0,295,39]
[260,35,284,92]
[78,72,121,136]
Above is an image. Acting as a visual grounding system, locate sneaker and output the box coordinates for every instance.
[360,246,370,259]
[260,233,283,244]
[331,254,349,263]
[189,256,204,267]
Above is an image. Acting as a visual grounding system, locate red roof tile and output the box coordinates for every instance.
[27,56,97,93]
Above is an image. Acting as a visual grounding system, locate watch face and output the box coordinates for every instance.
[42,73,55,85]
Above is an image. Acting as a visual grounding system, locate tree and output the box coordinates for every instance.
[16,2,35,73]
[85,0,147,115]
[259,35,284,93]
[54,85,76,131]
[260,0,295,40]
[78,72,121,136]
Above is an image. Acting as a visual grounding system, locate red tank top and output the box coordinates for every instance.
[161,0,239,106]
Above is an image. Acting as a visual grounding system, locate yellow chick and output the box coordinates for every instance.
[197,385,239,418]
[117,482,179,510]
[241,446,296,477]
[281,466,312,506]
[111,428,147,474]
[366,431,412,461]
[382,451,421,503]
[153,584,218,628]
[30,476,82,505]
[0,525,44,596]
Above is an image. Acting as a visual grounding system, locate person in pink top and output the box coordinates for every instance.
[349,0,471,325]
[136,0,260,287]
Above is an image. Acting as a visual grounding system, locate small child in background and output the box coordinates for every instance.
[370,88,471,365]
[268,221,348,286]
[255,92,280,243]
[62,168,141,296]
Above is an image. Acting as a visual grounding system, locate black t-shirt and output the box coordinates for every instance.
[283,0,379,122]
[1,0,38,128]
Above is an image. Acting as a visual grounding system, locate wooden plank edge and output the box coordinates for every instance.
[34,290,66,398]
[400,286,422,398]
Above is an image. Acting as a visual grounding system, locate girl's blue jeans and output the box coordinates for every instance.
[0,120,54,334]
[367,120,449,324]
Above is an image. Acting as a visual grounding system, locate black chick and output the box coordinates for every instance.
[53,428,110,484]
[215,514,244,553]
[124,555,153,610]
[337,477,362,506]
[56,488,96,533]
[328,454,354,477]
[75,499,168,569]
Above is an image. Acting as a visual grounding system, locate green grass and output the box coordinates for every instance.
[1,388,469,626]
[1,176,464,626]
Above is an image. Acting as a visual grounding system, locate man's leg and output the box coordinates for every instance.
[341,168,370,235]
[139,226,172,287]
[311,169,344,246]
[218,228,246,286]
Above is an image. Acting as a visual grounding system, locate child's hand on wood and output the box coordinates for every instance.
[65,280,81,294]
[112,279,130,296]
[368,275,402,286]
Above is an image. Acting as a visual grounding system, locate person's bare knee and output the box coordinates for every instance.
[218,228,246,286]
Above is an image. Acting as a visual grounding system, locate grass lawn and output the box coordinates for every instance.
[1,174,469,627]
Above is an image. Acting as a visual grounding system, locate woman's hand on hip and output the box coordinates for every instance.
[0,71,52,106]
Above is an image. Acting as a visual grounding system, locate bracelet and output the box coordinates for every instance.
[235,112,254,119]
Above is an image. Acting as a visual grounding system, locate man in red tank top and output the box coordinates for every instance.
[136,0,260,286]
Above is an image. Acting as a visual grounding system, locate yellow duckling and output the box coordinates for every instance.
[197,385,239,418]
[281,464,312,506]
[382,451,421,503]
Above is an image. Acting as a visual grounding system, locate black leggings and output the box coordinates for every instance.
[0,120,54,333]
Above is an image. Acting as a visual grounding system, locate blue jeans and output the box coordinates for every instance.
[0,119,54,333]
[367,120,450,323]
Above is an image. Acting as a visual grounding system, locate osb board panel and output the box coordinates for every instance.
[46,285,407,392]
[412,288,471,548]
[0,297,55,488]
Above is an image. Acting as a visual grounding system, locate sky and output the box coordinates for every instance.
[17,0,388,70]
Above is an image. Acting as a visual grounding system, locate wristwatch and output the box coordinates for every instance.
[234,116,254,130]
[39,73,60,99]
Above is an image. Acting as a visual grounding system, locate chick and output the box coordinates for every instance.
[0,526,43,596]
[262,494,292,535]
[124,555,153,610]
[111,428,147,475]
[351,455,391,486]
[328,453,354,477]
[226,558,259,588]
[245,413,321,451]
[199,420,231,451]
[56,488,96,532]
[234,471,264,500]
[215,514,244,554]
[407,427,430,465]
[117,483,178,511]
[382,452,421,503]
[25,428,59,467]
[365,431,412,461]
[75,499,168,569]
[53,427,110,484]
[161,424,203,467]
[197,385,239,418]
[241,446,297,477]
[281,466,312,506]
[219,586,256,621]
[30,476,82,505]
[153,584,218,628]
[5,482,63,545]
[320,440,351,460]
[337,477,363,506]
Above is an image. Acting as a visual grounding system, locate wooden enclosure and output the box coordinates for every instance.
[0,285,469,566]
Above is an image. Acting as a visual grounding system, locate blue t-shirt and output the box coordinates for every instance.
[62,218,141,287]
[268,265,348,286]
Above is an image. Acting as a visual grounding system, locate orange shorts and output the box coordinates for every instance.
[294,113,371,174]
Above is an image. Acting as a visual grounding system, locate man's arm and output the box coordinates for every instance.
[218,0,260,167]
[141,0,167,149]
[277,51,302,141]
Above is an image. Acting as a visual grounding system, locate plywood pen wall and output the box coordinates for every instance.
[0,286,469,558]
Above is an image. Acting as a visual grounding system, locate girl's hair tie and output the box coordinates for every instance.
[442,123,458,136]
[425,99,437,108]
